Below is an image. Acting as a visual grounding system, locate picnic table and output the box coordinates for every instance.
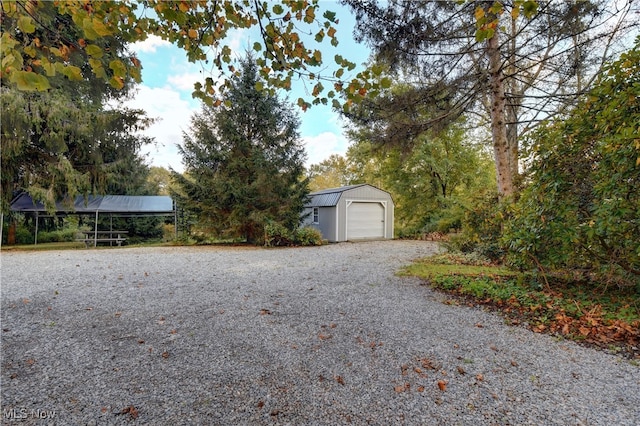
[77,230,128,247]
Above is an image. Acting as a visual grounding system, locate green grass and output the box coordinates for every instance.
[400,253,640,359]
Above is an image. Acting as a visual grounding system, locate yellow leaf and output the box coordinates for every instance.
[474,7,485,21]
[188,29,198,39]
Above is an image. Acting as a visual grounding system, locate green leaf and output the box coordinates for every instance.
[380,77,392,89]
[109,59,127,77]
[335,68,344,79]
[253,41,262,52]
[323,10,337,22]
[255,81,264,91]
[10,70,50,91]
[62,65,83,81]
[17,16,36,34]
[85,44,103,58]
[522,1,539,18]
[272,4,284,15]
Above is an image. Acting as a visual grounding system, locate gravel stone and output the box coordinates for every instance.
[1,241,639,425]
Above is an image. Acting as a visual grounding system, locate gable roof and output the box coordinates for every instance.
[10,193,174,216]
[306,184,392,207]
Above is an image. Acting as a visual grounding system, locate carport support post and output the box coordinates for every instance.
[94,210,99,247]
[34,212,38,245]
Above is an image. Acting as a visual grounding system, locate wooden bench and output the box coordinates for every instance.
[77,231,128,247]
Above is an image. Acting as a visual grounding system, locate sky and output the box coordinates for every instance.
[119,2,371,173]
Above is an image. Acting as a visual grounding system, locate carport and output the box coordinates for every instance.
[9,193,176,246]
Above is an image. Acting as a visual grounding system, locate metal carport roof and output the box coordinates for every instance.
[10,193,174,216]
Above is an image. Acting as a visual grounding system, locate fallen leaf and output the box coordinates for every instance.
[330,323,337,328]
[401,364,409,376]
[394,384,405,393]
[257,400,264,409]
[114,312,122,318]
[162,351,169,358]
[475,323,484,328]
[260,309,272,315]
[318,333,332,340]
[510,360,518,367]
[334,375,345,385]
[457,366,466,375]
[101,407,107,413]
[85,307,93,311]
[417,386,425,392]
[138,339,145,344]
[414,367,423,374]
[437,380,447,391]
[476,374,484,381]
[25,359,35,366]
[120,405,138,420]
[170,329,177,334]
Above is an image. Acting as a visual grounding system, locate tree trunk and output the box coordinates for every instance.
[487,28,514,199]
[7,219,16,245]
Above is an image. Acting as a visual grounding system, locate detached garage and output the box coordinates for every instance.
[303,184,394,242]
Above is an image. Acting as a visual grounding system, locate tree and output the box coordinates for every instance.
[0,0,365,106]
[1,2,153,213]
[344,122,495,235]
[342,0,637,198]
[505,39,640,285]
[307,154,354,191]
[174,57,308,244]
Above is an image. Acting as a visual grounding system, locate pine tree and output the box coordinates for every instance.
[174,57,309,244]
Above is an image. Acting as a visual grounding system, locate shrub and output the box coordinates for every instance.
[444,193,509,263]
[293,227,323,246]
[264,223,294,247]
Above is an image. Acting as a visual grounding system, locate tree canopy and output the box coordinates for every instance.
[505,38,640,285]
[173,57,308,244]
[342,0,638,197]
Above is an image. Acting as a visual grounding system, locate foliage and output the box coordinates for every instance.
[338,118,496,237]
[293,226,323,246]
[264,223,323,247]
[342,0,637,197]
[445,193,510,263]
[0,0,364,108]
[174,57,309,244]
[307,154,353,192]
[504,39,640,287]
[0,3,154,214]
[400,253,639,357]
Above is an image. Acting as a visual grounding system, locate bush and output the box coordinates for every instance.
[444,193,508,263]
[264,223,294,247]
[264,224,323,247]
[37,229,76,243]
[293,227,323,246]
[503,42,640,288]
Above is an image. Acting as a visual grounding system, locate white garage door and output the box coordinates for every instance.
[347,202,385,239]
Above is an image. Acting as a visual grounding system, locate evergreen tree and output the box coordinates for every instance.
[174,57,309,244]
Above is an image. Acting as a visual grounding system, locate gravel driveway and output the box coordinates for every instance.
[1,241,639,425]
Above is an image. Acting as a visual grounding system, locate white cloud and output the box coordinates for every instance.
[303,132,349,167]
[167,72,204,91]
[130,35,171,54]
[119,85,198,173]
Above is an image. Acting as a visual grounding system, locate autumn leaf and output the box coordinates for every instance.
[437,380,447,391]
[161,351,169,359]
[120,405,138,420]
[334,375,345,385]
[260,309,271,315]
